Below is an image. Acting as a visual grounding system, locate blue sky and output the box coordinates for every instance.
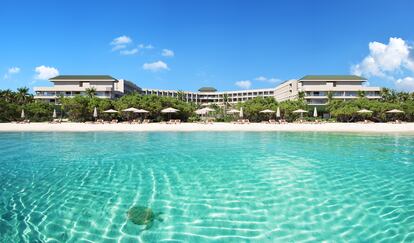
[1,0,414,92]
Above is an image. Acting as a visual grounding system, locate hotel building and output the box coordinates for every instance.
[34,75,381,106]
[142,75,381,106]
[34,75,141,103]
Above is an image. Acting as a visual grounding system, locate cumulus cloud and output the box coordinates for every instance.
[396,77,414,91]
[235,80,251,89]
[34,65,59,80]
[110,35,138,54]
[142,61,169,72]
[162,49,174,57]
[138,44,154,49]
[3,67,21,79]
[111,35,132,46]
[255,76,281,83]
[351,37,414,91]
[120,48,138,55]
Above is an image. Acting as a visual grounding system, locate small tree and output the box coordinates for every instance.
[85,87,97,98]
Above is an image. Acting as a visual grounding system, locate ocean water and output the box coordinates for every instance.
[0,132,413,242]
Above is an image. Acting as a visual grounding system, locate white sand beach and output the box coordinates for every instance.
[1,122,414,133]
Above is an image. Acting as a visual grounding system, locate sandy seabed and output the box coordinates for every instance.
[0,122,414,134]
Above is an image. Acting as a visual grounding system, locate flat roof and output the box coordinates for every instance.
[50,75,117,81]
[299,75,366,81]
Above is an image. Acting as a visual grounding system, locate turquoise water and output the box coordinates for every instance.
[0,132,414,242]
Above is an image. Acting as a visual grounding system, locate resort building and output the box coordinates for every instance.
[34,74,381,106]
[276,75,381,105]
[142,75,381,106]
[34,75,141,103]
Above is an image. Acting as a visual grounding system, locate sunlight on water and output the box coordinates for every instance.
[0,132,413,242]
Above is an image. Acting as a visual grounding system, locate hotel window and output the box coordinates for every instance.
[79,82,83,87]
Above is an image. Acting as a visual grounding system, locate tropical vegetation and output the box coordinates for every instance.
[1,87,414,123]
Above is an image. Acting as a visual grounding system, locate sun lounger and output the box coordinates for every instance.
[49,119,62,124]
[131,119,141,124]
[110,119,118,124]
[269,119,277,124]
[142,119,150,124]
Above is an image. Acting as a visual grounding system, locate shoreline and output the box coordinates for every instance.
[1,122,414,134]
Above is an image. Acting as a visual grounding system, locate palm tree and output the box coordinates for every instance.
[298,91,305,100]
[357,90,365,98]
[396,91,410,103]
[177,90,185,102]
[327,91,333,103]
[16,87,31,104]
[222,93,229,113]
[85,87,96,98]
[0,89,15,102]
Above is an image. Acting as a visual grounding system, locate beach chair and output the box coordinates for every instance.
[131,119,141,124]
[111,119,118,124]
[175,119,181,124]
[269,119,277,124]
[142,119,150,124]
[49,119,62,124]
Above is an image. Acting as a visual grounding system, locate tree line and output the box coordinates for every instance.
[0,87,414,122]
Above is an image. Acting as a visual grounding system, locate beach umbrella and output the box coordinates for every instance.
[293,109,307,119]
[103,109,118,113]
[161,107,179,113]
[240,107,243,118]
[276,107,281,118]
[52,109,57,118]
[260,109,275,121]
[161,107,179,120]
[386,109,404,113]
[227,109,240,114]
[21,109,25,119]
[357,109,373,113]
[134,109,149,113]
[195,108,207,115]
[123,107,140,112]
[313,107,318,118]
[93,107,98,118]
[386,109,404,122]
[260,109,275,113]
[133,109,149,121]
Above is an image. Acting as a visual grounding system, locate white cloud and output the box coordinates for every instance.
[396,77,414,91]
[111,44,127,51]
[8,67,20,74]
[254,76,281,83]
[255,76,267,81]
[351,37,414,90]
[110,35,135,54]
[120,48,138,55]
[142,61,169,72]
[235,80,251,89]
[138,44,154,49]
[34,65,59,80]
[3,67,21,79]
[162,49,174,57]
[111,35,132,46]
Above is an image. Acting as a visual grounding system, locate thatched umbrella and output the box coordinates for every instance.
[293,109,307,119]
[260,109,275,121]
[161,107,179,121]
[386,109,404,122]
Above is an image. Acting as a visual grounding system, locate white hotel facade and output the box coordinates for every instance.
[34,75,381,106]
